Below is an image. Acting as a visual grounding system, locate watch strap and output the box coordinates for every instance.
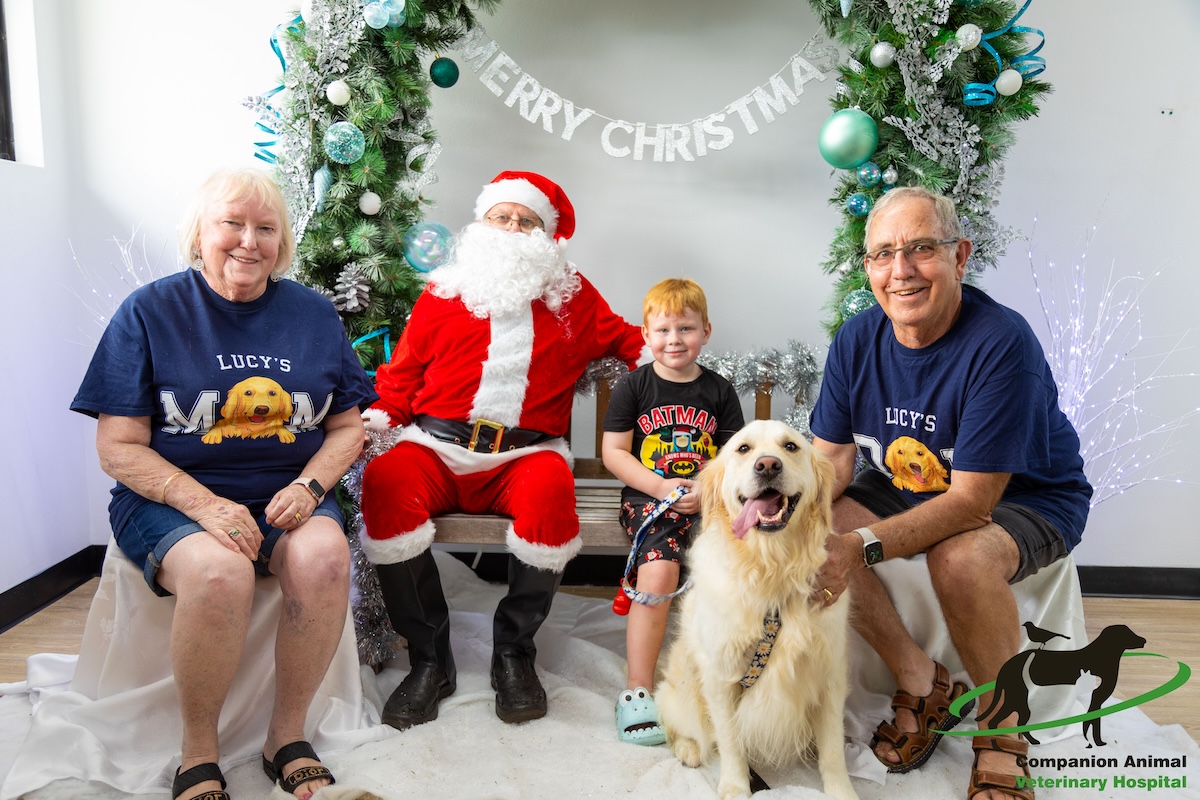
[293,477,326,502]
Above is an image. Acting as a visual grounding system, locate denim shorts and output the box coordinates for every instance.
[842,469,1068,584]
[115,495,345,597]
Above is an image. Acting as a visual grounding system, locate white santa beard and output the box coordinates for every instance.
[430,223,580,319]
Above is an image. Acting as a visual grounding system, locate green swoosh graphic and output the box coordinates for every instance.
[936,652,1191,736]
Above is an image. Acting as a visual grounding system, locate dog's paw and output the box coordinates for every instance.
[716,776,751,800]
[671,737,703,768]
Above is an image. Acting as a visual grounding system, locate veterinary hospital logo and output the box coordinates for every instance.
[158,376,333,443]
[940,621,1193,793]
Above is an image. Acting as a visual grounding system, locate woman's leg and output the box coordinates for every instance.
[263,516,350,799]
[158,534,257,800]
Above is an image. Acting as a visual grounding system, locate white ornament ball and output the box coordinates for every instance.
[870,42,897,69]
[995,69,1023,97]
[359,192,382,216]
[325,80,351,106]
[956,24,983,51]
[299,0,314,23]
[882,166,899,185]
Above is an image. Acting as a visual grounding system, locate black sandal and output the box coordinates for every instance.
[173,762,229,800]
[262,740,336,796]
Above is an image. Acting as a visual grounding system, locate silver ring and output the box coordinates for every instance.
[229,529,241,539]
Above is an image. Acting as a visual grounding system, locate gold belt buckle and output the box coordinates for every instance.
[469,418,505,452]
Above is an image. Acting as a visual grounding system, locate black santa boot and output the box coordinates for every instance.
[375,549,457,730]
[491,555,564,723]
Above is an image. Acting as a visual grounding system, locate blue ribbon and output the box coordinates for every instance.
[253,17,301,162]
[962,0,1045,107]
[351,328,393,376]
[619,486,692,607]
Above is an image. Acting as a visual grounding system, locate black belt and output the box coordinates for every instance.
[414,414,556,453]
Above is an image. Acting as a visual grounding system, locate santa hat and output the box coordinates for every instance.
[474,171,575,241]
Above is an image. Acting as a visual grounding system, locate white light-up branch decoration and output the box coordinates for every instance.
[70,231,178,345]
[1029,221,1199,507]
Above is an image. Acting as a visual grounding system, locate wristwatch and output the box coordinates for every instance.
[855,527,884,567]
[293,477,326,502]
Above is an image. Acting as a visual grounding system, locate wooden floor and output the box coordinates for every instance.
[1,581,1196,741]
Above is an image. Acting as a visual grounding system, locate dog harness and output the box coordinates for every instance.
[618,486,692,607]
[739,610,782,688]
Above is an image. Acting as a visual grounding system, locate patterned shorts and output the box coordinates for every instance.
[619,499,696,569]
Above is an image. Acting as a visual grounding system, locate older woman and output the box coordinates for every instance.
[71,169,377,800]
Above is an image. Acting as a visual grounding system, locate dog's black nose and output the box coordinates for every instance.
[754,456,782,478]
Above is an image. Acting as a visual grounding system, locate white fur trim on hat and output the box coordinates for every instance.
[475,178,559,237]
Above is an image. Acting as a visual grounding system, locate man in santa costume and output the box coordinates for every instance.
[360,171,646,727]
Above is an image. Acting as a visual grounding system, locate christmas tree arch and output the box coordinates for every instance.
[246,0,500,374]
[808,0,1050,335]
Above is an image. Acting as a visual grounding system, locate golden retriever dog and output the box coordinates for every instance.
[657,420,858,800]
[202,376,296,444]
[884,435,949,493]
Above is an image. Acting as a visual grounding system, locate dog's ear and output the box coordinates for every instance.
[219,384,241,420]
[278,387,295,422]
[808,445,837,532]
[698,447,728,525]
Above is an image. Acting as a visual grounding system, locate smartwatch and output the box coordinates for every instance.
[855,527,884,567]
[293,477,326,502]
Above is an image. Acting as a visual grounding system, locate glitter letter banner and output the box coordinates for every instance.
[454,25,840,163]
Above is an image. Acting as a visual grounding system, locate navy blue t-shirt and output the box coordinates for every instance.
[72,269,378,534]
[810,285,1092,550]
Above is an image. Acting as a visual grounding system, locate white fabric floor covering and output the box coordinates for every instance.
[2,549,1197,800]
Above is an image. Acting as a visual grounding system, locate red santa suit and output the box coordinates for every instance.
[360,275,644,572]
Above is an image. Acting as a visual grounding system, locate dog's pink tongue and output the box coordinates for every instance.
[732,498,773,539]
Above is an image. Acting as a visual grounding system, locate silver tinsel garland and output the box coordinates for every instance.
[346,342,824,668]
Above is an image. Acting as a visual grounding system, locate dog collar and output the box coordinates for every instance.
[739,609,781,688]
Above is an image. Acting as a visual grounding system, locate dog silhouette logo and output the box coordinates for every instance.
[977,623,1146,748]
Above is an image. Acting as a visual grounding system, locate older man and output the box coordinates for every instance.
[360,172,645,728]
[809,187,1092,800]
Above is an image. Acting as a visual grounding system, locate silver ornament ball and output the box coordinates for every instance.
[956,24,983,51]
[870,42,897,69]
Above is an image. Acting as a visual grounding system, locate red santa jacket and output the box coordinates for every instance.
[373,275,643,437]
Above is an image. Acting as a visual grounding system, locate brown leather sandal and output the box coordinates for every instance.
[870,660,974,773]
[968,734,1034,799]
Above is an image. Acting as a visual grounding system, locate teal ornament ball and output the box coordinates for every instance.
[430,57,460,89]
[363,2,389,29]
[818,109,879,170]
[402,221,453,272]
[856,162,881,187]
[324,121,366,164]
[841,288,878,320]
[846,192,872,217]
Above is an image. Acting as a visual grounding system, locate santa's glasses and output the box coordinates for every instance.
[485,213,543,232]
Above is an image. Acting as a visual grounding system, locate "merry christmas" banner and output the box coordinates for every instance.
[453,26,840,163]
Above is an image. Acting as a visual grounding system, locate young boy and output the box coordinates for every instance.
[601,278,744,746]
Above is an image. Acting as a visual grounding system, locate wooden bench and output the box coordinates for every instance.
[430,380,775,554]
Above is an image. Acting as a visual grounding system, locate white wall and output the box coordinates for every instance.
[4,0,1195,593]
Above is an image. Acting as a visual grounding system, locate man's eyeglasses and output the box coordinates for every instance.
[485,213,543,232]
[864,238,959,270]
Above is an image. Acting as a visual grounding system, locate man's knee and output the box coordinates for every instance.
[927,525,1019,589]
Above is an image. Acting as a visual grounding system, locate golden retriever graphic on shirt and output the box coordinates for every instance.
[884,435,949,493]
[639,425,716,479]
[202,376,296,444]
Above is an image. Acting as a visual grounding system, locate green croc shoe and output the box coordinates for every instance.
[616,687,667,746]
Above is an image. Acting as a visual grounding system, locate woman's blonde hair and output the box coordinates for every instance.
[642,277,709,326]
[179,168,295,278]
